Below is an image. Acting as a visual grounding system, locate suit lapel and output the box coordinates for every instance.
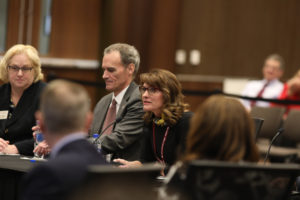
[117,82,137,119]
[6,82,37,127]
[98,82,137,135]
[98,94,113,132]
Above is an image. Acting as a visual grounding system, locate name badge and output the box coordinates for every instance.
[0,110,8,120]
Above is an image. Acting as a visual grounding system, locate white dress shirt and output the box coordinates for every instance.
[108,85,130,114]
[241,79,284,110]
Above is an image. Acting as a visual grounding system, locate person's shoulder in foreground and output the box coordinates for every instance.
[21,138,106,200]
[20,79,107,200]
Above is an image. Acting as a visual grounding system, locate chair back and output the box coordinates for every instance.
[250,106,285,139]
[283,110,300,142]
[173,160,299,200]
[252,117,264,139]
[69,164,162,200]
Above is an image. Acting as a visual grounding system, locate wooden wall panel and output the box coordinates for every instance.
[49,0,101,59]
[181,81,223,112]
[31,0,41,48]
[146,0,181,72]
[42,67,105,109]
[6,0,41,49]
[4,0,300,110]
[6,0,21,47]
[100,0,180,74]
[100,0,154,74]
[175,0,300,80]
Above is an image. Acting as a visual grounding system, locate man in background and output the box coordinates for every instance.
[90,43,144,161]
[241,54,285,110]
[22,80,106,200]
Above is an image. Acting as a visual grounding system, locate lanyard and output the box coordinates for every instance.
[152,122,170,164]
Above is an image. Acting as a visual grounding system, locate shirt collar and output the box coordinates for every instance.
[112,85,130,105]
[263,79,279,85]
[50,132,87,159]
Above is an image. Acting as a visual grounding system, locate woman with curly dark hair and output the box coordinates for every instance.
[114,69,192,169]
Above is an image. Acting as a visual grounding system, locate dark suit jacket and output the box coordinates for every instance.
[142,112,193,166]
[90,82,144,161]
[0,81,46,156]
[21,138,106,200]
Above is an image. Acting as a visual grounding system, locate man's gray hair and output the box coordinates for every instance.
[104,43,140,77]
[265,54,285,70]
[40,80,91,134]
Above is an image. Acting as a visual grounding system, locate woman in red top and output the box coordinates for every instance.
[277,70,300,114]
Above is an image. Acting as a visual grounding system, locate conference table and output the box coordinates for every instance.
[0,154,46,200]
[0,155,163,200]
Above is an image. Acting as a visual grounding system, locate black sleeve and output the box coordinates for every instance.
[176,112,193,156]
[15,138,34,156]
[140,125,156,163]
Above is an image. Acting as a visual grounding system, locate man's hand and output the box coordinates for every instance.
[113,158,142,168]
[32,125,40,140]
[0,138,9,152]
[33,141,50,156]
[2,144,19,154]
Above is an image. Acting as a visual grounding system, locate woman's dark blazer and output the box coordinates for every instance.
[0,81,46,156]
[141,111,193,166]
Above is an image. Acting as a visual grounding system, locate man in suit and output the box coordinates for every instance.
[90,43,144,161]
[241,54,285,110]
[21,80,106,200]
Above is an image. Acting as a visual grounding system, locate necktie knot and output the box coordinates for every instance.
[250,81,270,107]
[112,99,117,106]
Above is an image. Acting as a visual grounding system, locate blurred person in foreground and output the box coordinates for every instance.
[163,95,267,200]
[0,44,45,156]
[241,54,284,110]
[114,69,193,173]
[21,80,106,200]
[164,95,260,189]
[184,95,260,162]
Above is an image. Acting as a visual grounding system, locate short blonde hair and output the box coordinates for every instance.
[0,44,44,83]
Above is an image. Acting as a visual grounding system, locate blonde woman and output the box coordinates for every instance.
[0,44,45,155]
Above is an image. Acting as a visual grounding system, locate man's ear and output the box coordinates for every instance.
[35,111,45,133]
[127,63,135,76]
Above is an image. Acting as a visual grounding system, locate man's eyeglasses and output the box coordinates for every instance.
[139,86,160,95]
[8,65,33,73]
